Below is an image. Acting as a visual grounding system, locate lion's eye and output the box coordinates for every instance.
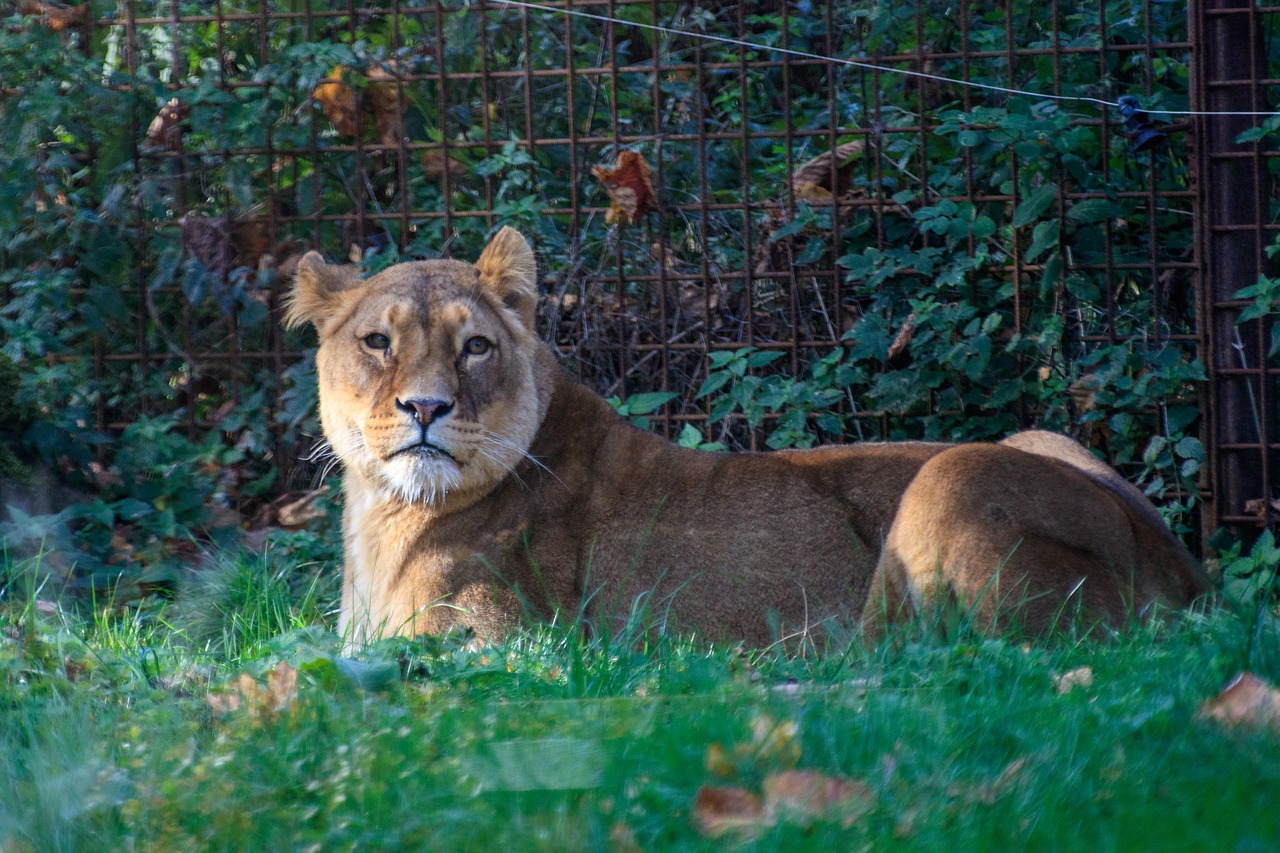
[362,332,390,351]
[463,336,492,357]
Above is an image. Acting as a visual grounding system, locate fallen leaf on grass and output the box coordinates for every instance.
[591,151,656,226]
[206,661,298,721]
[1197,672,1280,733]
[693,771,875,837]
[947,756,1029,805]
[692,785,764,838]
[705,713,801,777]
[1053,665,1094,695]
[749,714,802,766]
[608,821,642,853]
[763,770,876,827]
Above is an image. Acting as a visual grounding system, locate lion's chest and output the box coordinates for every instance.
[339,486,551,644]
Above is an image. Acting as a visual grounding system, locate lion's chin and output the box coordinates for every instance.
[379,453,464,505]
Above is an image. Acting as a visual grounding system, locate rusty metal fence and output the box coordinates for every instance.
[3,0,1277,543]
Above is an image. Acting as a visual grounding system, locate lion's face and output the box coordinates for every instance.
[286,228,544,507]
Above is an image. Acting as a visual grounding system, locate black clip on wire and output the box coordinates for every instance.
[1116,95,1167,153]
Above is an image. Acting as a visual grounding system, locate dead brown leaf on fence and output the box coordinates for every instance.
[592,151,656,226]
[314,63,407,146]
[792,140,866,204]
[16,1,87,32]
[144,97,187,152]
[423,149,466,178]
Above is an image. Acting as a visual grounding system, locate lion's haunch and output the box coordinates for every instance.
[286,227,1210,649]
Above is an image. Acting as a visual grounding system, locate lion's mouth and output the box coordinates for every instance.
[388,441,457,463]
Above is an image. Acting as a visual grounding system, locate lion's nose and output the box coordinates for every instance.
[395,397,454,428]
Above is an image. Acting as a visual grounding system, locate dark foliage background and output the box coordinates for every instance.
[2,0,1270,598]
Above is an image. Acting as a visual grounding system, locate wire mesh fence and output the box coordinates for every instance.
[1,0,1275,544]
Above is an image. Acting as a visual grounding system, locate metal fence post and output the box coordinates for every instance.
[1194,0,1275,542]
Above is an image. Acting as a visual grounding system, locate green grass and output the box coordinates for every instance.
[3,549,1280,852]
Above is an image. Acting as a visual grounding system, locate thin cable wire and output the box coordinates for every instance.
[488,0,1280,119]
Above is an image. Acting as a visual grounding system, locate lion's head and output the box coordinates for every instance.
[284,227,548,510]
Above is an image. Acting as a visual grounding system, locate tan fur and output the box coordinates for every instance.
[286,227,1210,648]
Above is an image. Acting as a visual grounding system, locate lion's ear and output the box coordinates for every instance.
[475,227,538,330]
[284,252,362,333]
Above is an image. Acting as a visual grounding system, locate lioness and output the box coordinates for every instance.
[285,227,1208,647]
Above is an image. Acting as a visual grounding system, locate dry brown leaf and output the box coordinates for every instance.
[16,0,87,32]
[592,151,656,226]
[886,311,918,366]
[608,821,642,853]
[206,661,299,721]
[1244,497,1280,518]
[365,62,405,147]
[792,140,866,204]
[314,63,405,145]
[749,714,802,767]
[144,97,186,152]
[1198,672,1280,732]
[314,66,360,137]
[1053,665,1094,695]
[649,242,679,273]
[277,485,330,529]
[704,742,736,777]
[691,785,764,838]
[263,660,298,715]
[762,770,876,827]
[1069,374,1099,413]
[947,756,1029,805]
[423,149,465,178]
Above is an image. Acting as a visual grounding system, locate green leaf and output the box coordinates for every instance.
[794,237,826,265]
[971,216,997,240]
[1039,254,1064,297]
[1026,220,1060,263]
[746,350,786,369]
[1174,436,1204,461]
[697,371,732,398]
[1067,198,1121,224]
[676,424,703,448]
[1012,185,1057,228]
[708,349,746,368]
[621,392,677,415]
